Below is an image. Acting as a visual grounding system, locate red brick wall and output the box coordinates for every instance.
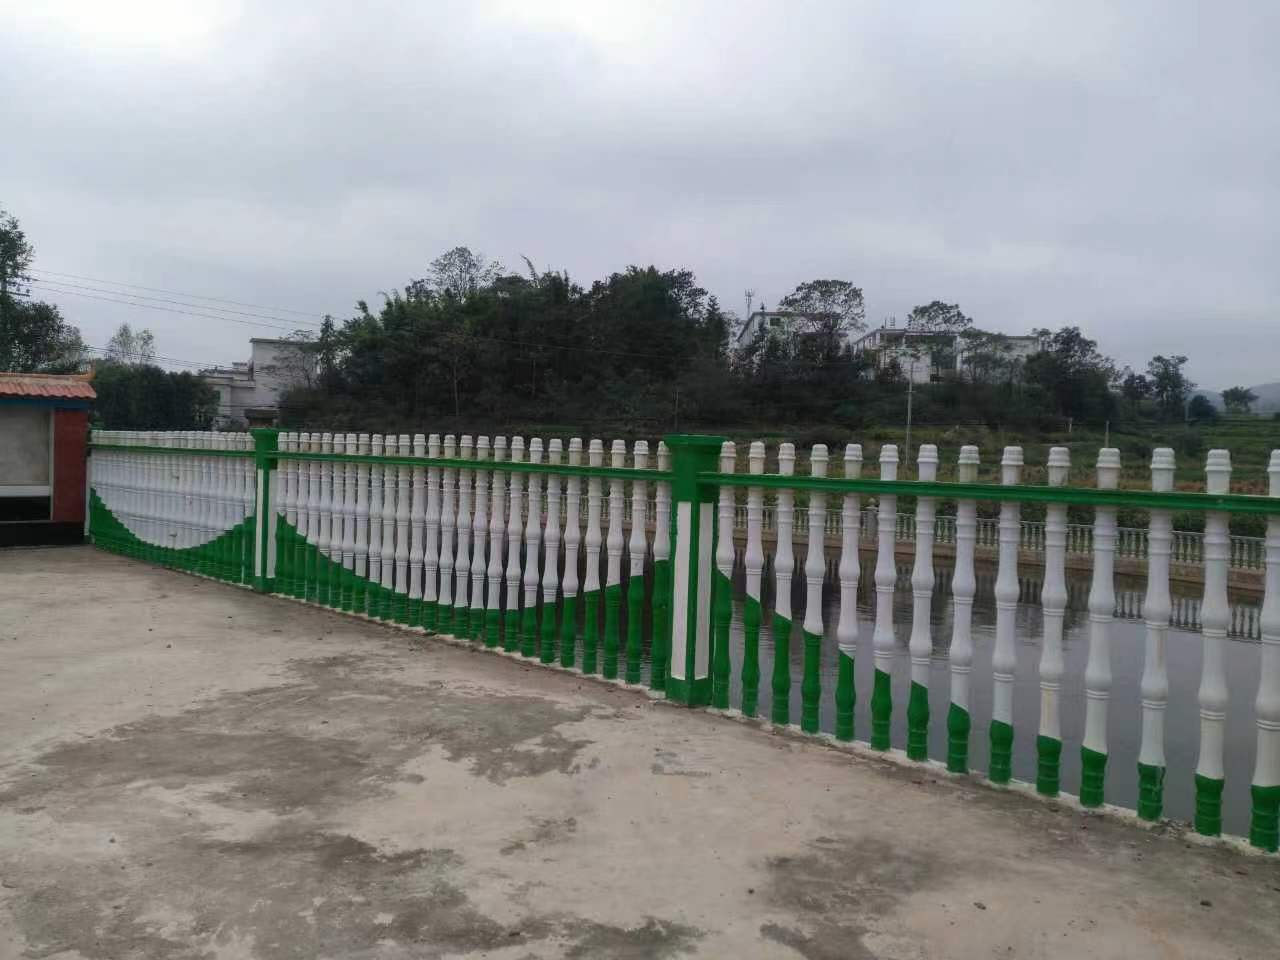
[51,408,88,523]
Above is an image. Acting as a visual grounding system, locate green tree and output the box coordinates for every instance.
[1120,369,1151,414]
[1187,393,1217,423]
[778,279,865,361]
[1146,354,1194,420]
[93,362,218,429]
[907,300,972,333]
[0,207,87,373]
[1221,385,1256,415]
[1023,326,1117,422]
[105,322,156,367]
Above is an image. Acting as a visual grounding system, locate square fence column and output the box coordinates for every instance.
[252,428,280,593]
[664,434,727,706]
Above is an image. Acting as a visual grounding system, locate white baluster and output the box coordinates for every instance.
[520,438,545,656]
[367,435,384,608]
[504,437,525,650]
[948,445,979,772]
[377,434,398,618]
[541,438,563,663]
[484,436,506,645]
[1036,447,1070,795]
[353,433,370,606]
[835,443,862,741]
[424,433,442,627]
[1081,447,1121,807]
[1195,450,1232,834]
[800,444,828,733]
[870,445,899,750]
[742,441,766,718]
[989,446,1022,783]
[1137,448,1175,818]
[408,433,427,624]
[469,437,492,638]
[316,433,334,600]
[437,434,458,629]
[907,444,938,761]
[560,438,582,666]
[771,443,796,725]
[582,439,604,671]
[340,432,358,604]
[1251,451,1280,850]
[452,435,474,629]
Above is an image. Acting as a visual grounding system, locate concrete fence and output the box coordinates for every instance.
[86,429,1280,853]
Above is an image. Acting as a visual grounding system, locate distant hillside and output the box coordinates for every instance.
[1193,382,1280,413]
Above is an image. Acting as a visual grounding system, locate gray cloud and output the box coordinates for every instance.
[2,0,1276,387]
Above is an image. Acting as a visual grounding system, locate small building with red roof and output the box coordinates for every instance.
[0,371,95,546]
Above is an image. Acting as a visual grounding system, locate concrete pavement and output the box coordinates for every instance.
[0,546,1277,959]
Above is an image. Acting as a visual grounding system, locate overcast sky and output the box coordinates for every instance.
[2,1,1276,388]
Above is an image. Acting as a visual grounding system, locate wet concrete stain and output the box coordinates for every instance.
[560,916,703,959]
[759,835,947,960]
[0,652,649,959]
[500,816,579,856]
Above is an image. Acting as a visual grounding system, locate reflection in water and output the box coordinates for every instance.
[716,556,1263,835]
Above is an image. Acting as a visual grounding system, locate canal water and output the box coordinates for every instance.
[702,557,1264,836]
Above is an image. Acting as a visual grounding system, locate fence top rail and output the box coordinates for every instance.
[88,441,670,482]
[699,471,1280,515]
[90,441,254,459]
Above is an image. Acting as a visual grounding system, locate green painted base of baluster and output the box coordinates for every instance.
[602,583,622,679]
[472,607,486,641]
[650,559,670,691]
[906,681,929,761]
[452,603,469,634]
[412,598,429,627]
[771,612,792,726]
[1194,773,1224,836]
[712,573,733,709]
[741,596,761,717]
[484,608,501,648]
[1031,735,1060,796]
[946,703,970,773]
[1131,763,1168,825]
[425,598,441,630]
[870,668,892,751]
[352,573,367,614]
[436,601,453,633]
[540,599,557,664]
[989,720,1013,784]
[800,628,822,733]
[295,545,309,599]
[328,564,342,609]
[835,653,854,741]
[582,591,600,673]
[504,608,520,652]
[626,577,645,685]
[1249,784,1280,852]
[520,603,539,658]
[1080,746,1107,807]
[340,569,355,612]
[559,595,577,668]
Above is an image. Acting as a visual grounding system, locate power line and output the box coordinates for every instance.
[32,268,325,318]
[19,281,302,333]
[27,276,323,329]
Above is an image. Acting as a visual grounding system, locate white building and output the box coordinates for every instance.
[201,338,316,427]
[849,322,1043,384]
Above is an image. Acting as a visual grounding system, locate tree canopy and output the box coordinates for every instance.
[0,207,87,373]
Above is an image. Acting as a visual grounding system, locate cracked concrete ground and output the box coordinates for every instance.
[1,546,1277,959]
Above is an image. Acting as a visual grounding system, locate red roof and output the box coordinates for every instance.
[0,372,97,400]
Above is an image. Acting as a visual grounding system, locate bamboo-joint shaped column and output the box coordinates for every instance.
[603,440,626,678]
[452,435,474,632]
[469,437,491,640]
[581,440,604,672]
[484,437,506,647]
[423,434,442,629]
[407,434,427,625]
[520,438,544,657]
[503,438,524,651]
